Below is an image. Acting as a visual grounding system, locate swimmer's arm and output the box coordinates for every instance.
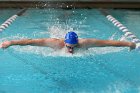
[81,39,136,50]
[1,38,57,48]
[11,39,48,46]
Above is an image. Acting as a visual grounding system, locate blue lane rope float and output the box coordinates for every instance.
[0,8,27,32]
[100,9,140,50]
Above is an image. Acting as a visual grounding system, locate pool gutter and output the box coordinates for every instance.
[0,1,140,9]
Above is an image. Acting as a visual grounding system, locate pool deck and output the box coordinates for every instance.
[0,1,140,9]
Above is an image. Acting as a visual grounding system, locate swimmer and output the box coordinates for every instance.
[0,31,136,54]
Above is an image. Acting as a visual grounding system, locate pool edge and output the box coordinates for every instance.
[0,1,140,9]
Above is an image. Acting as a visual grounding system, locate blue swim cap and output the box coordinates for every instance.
[65,31,78,44]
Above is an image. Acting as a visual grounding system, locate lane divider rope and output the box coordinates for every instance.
[100,9,140,50]
[0,9,48,75]
[0,9,48,76]
[0,8,27,32]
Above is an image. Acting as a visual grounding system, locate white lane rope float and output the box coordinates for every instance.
[0,8,48,75]
[0,9,47,75]
[100,9,140,50]
[0,8,27,32]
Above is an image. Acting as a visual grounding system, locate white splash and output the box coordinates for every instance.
[10,45,125,57]
[120,35,129,41]
[0,27,126,57]
[48,26,67,38]
[89,47,125,55]
[0,34,27,46]
[109,32,118,40]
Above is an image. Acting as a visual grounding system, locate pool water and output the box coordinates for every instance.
[0,9,140,93]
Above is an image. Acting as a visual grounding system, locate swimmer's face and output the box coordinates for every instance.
[65,43,78,54]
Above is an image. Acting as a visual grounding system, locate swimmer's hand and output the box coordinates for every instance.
[129,42,136,51]
[0,41,12,49]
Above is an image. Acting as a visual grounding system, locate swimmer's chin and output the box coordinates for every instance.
[68,51,73,54]
[66,50,75,54]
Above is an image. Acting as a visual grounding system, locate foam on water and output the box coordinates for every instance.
[76,82,140,93]
[48,26,67,38]
[100,82,129,93]
[47,25,81,38]
[0,34,27,48]
[0,44,125,58]
[109,32,118,40]
[0,26,127,57]
[56,82,139,93]
[9,45,124,57]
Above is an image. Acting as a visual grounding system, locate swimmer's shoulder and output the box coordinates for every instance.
[78,38,96,48]
[78,39,88,45]
[43,38,63,42]
[52,38,65,48]
[42,38,64,49]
